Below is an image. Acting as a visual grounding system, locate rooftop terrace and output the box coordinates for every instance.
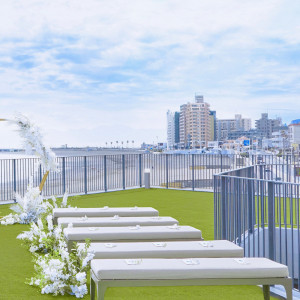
[0,188,279,299]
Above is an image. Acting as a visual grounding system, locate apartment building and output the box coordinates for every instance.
[179,95,211,148]
[217,114,252,141]
[255,113,282,138]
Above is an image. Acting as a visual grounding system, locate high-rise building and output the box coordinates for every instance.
[167,110,180,149]
[179,94,211,148]
[255,113,282,138]
[217,114,252,141]
[209,111,217,141]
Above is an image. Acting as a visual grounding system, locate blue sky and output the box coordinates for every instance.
[0,0,300,147]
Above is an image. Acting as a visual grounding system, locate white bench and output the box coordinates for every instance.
[53,207,159,224]
[79,240,244,259]
[90,257,292,300]
[64,225,203,251]
[57,216,178,228]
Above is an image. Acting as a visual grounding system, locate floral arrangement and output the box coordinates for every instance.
[0,181,69,226]
[1,113,59,226]
[26,221,94,298]
[12,113,58,172]
[1,179,47,225]
[30,241,94,298]
[16,195,67,253]
[17,197,95,298]
[1,115,95,298]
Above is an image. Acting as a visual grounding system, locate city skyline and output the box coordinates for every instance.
[0,1,300,148]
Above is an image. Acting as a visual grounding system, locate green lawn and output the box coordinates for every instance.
[0,188,278,300]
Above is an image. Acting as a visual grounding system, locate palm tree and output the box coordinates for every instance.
[121,141,124,148]
[105,142,108,148]
[110,141,113,148]
[116,141,119,148]
[132,140,134,148]
[126,140,129,148]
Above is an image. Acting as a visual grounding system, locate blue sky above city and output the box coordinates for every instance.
[0,0,300,147]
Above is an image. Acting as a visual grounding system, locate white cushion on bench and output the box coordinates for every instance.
[91,257,289,280]
[58,216,178,228]
[79,240,244,259]
[53,207,159,218]
[64,225,202,241]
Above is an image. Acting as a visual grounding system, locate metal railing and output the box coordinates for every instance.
[0,153,256,201]
[214,165,300,292]
[1,153,300,201]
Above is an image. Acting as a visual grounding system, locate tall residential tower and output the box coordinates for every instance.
[167,110,180,149]
[179,95,211,148]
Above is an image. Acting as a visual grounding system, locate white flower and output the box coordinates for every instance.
[75,272,86,285]
[37,219,44,230]
[47,215,53,231]
[29,245,39,253]
[62,192,68,207]
[70,284,88,298]
[0,214,18,225]
[81,251,95,268]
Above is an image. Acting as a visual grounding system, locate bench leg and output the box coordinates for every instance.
[97,282,107,300]
[90,277,95,300]
[282,280,293,300]
[263,285,270,300]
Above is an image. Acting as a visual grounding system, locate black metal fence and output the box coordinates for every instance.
[1,153,300,202]
[0,153,252,201]
[214,165,300,293]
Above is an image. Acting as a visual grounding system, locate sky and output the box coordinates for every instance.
[0,0,300,148]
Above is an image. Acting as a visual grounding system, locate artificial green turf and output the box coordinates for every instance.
[0,188,278,300]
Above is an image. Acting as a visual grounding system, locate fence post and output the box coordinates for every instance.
[192,154,195,191]
[220,154,223,172]
[267,181,276,261]
[166,154,169,189]
[13,159,16,202]
[139,154,142,187]
[84,156,87,194]
[62,157,66,194]
[247,167,254,233]
[39,163,42,186]
[104,155,107,192]
[221,176,227,239]
[122,154,125,190]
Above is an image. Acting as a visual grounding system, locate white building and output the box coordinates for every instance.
[289,119,300,148]
[167,110,175,149]
[167,110,180,149]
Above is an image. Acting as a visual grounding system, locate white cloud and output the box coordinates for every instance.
[0,0,300,147]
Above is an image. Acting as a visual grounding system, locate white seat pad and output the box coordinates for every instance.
[53,207,159,218]
[79,240,243,259]
[64,225,202,241]
[91,257,289,280]
[58,216,178,228]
